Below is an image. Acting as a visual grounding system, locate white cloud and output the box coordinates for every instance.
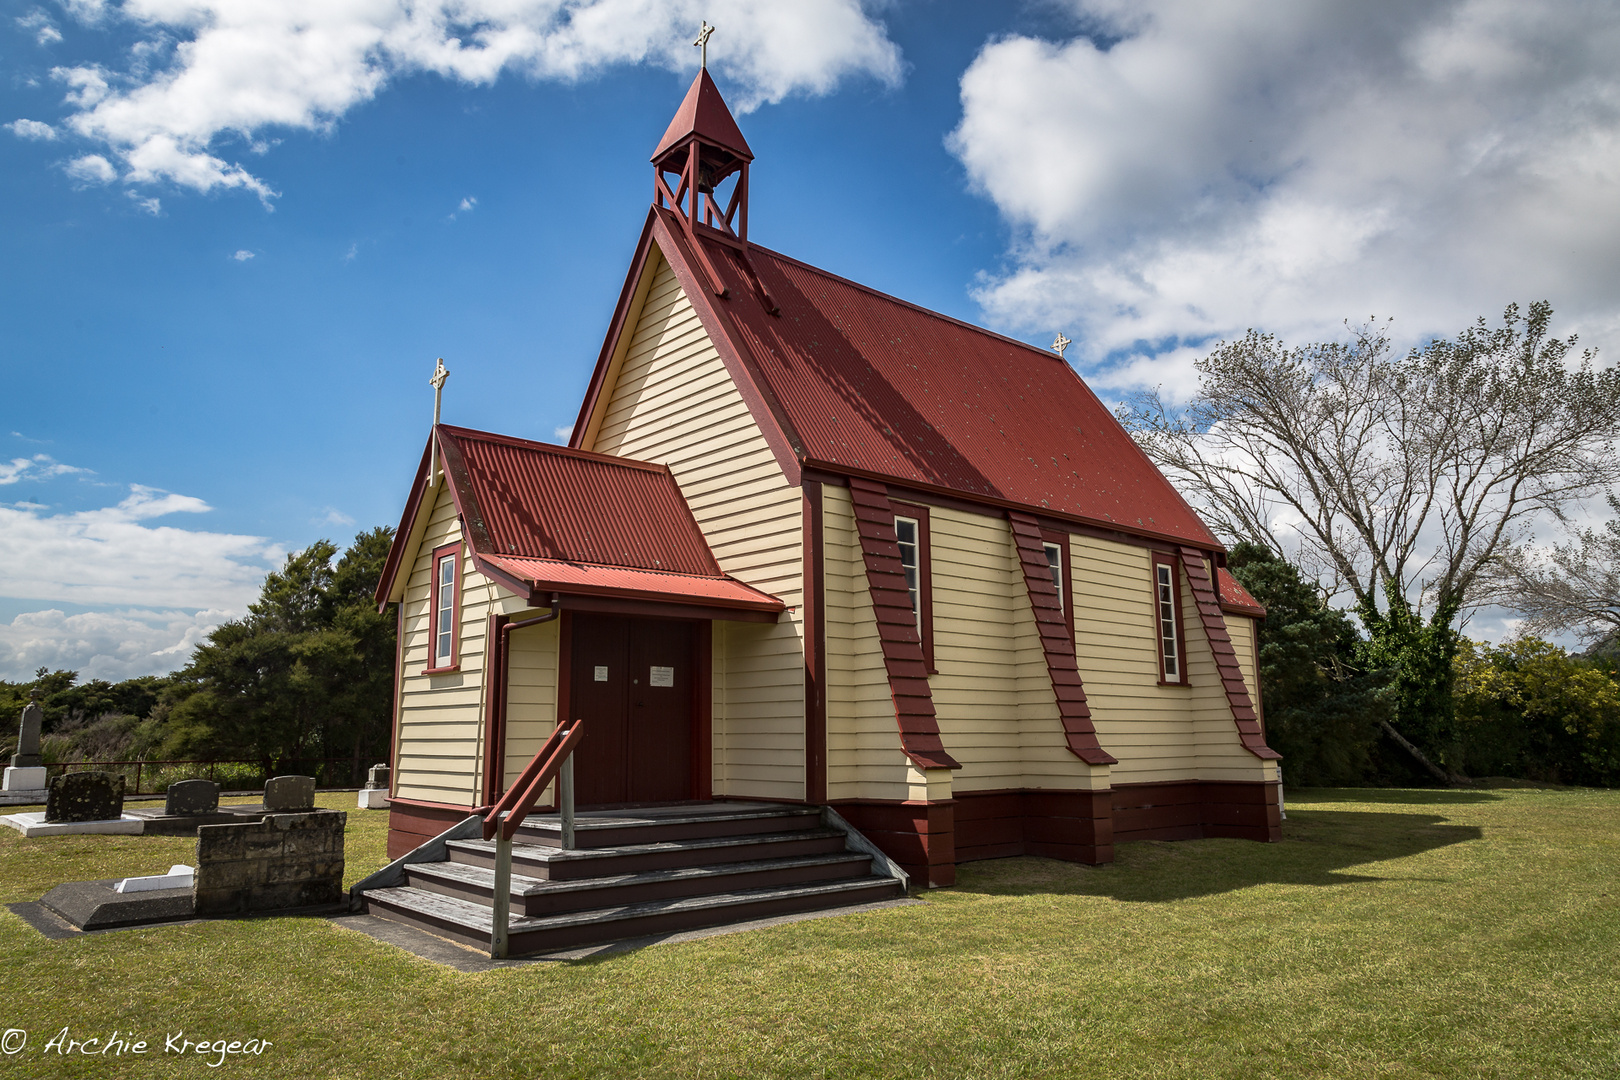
[459,196,476,212]
[552,424,573,442]
[7,118,57,140]
[0,484,280,609]
[343,242,358,261]
[315,507,355,527]
[127,191,161,214]
[65,153,117,184]
[232,249,255,261]
[43,0,903,203]
[949,0,1620,388]
[0,607,232,681]
[17,10,63,46]
[0,454,89,485]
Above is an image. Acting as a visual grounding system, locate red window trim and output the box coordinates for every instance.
[422,542,462,674]
[890,499,935,674]
[1040,528,1075,648]
[1151,551,1188,686]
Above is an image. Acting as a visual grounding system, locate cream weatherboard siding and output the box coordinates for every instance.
[392,480,560,805]
[822,484,915,801]
[587,247,806,802]
[927,506,1103,793]
[393,483,488,805]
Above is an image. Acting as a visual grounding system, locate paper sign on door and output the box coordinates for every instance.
[649,666,675,688]
[594,666,608,682]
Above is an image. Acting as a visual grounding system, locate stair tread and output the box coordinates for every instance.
[365,875,900,934]
[408,851,872,896]
[516,803,820,834]
[447,827,845,863]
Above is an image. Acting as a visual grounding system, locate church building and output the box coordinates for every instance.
[373,66,1280,892]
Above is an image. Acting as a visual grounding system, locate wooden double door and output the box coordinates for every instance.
[568,614,698,806]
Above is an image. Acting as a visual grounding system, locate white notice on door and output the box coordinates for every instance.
[649,665,675,688]
[594,666,608,682]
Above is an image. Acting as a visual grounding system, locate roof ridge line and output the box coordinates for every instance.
[436,424,672,476]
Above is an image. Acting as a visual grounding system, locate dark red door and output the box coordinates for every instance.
[569,614,695,806]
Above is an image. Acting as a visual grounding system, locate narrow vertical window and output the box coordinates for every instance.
[895,516,921,634]
[427,542,460,671]
[1155,560,1181,682]
[890,502,934,671]
[1044,542,1064,613]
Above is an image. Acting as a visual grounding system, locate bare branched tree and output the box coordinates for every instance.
[1118,302,1620,767]
[1482,494,1620,645]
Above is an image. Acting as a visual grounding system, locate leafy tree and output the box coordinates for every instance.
[1122,303,1620,778]
[1453,638,1620,786]
[162,527,396,780]
[1227,542,1388,785]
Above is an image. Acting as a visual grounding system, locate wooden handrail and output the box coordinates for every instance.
[481,718,587,842]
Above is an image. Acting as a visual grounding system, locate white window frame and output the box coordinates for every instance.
[1155,559,1182,683]
[428,543,460,671]
[895,515,922,635]
[1044,541,1064,614]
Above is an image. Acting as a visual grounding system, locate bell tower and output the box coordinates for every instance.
[650,26,777,312]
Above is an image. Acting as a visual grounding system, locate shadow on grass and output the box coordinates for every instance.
[951,806,1483,903]
[1289,787,1505,806]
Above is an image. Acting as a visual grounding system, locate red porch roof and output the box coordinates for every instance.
[580,210,1221,550]
[375,425,784,618]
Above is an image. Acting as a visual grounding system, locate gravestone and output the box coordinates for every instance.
[263,775,315,811]
[165,779,220,816]
[44,771,125,823]
[365,763,389,790]
[10,692,42,768]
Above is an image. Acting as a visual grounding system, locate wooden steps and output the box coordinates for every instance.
[360,802,906,955]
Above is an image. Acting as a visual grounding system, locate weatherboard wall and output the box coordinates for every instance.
[393,481,489,806]
[588,248,807,802]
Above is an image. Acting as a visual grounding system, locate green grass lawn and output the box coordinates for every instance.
[0,787,1616,1078]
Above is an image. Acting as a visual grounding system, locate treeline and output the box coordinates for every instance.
[1231,543,1620,788]
[0,527,396,784]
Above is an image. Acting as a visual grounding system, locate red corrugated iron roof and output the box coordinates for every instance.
[648,212,1220,548]
[374,424,784,616]
[438,425,718,575]
[1216,568,1267,618]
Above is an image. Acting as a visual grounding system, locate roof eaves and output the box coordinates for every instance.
[806,458,1225,554]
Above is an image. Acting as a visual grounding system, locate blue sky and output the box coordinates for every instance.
[3,0,1619,679]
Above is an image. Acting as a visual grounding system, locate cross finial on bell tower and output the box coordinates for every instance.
[427,357,449,487]
[1052,332,1071,358]
[694,21,714,70]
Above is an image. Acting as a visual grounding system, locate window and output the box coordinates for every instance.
[1153,555,1184,684]
[895,516,921,633]
[427,543,460,671]
[890,503,935,671]
[1044,542,1064,613]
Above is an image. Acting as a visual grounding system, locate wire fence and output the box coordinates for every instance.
[50,757,384,795]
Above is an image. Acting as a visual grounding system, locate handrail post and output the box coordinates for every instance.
[559,755,576,851]
[490,811,512,959]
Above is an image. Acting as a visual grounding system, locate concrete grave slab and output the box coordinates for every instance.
[0,811,144,837]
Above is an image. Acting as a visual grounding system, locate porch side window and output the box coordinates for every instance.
[428,543,460,671]
[1153,555,1184,684]
[891,503,935,672]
